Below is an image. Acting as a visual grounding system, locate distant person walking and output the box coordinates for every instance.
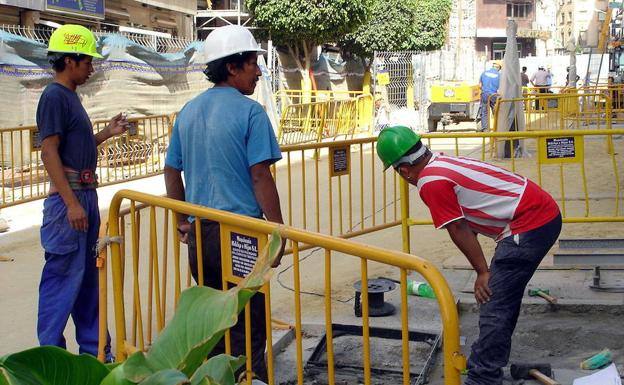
[520,66,529,88]
[478,61,501,131]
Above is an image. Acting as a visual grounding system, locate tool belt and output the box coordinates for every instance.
[49,168,98,195]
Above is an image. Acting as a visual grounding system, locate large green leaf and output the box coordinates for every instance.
[139,370,189,385]
[189,355,245,385]
[121,230,283,380]
[0,346,109,385]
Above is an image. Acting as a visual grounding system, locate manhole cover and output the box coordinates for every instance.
[305,324,440,385]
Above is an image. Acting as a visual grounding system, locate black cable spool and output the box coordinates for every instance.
[353,278,396,317]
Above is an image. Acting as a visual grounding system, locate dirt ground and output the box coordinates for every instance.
[0,132,623,384]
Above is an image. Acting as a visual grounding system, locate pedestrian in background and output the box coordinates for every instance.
[37,24,128,361]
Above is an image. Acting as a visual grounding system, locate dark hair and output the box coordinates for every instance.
[203,51,256,83]
[522,66,527,71]
[48,53,88,72]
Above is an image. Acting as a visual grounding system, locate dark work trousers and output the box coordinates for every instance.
[480,93,497,131]
[464,214,562,385]
[535,87,549,110]
[188,219,268,382]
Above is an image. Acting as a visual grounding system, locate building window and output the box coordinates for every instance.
[506,2,532,19]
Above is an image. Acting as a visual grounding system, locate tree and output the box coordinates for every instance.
[338,0,452,91]
[246,0,372,91]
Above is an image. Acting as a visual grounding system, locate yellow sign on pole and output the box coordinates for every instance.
[538,136,584,164]
[376,71,390,86]
[220,224,268,289]
[329,145,351,177]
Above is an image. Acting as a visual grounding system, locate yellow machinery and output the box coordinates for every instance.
[427,81,481,132]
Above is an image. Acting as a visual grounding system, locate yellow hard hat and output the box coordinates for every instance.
[493,60,503,69]
[48,24,103,58]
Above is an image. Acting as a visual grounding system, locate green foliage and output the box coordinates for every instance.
[246,0,372,70]
[339,0,452,62]
[246,0,371,47]
[0,229,284,385]
[339,0,419,61]
[409,0,453,51]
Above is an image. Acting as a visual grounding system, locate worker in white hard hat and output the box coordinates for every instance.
[164,25,284,382]
[531,65,551,109]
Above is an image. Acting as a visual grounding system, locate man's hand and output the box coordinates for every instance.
[474,271,492,304]
[67,202,88,232]
[105,113,129,137]
[177,221,191,244]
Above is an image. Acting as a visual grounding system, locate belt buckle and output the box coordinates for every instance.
[79,169,95,184]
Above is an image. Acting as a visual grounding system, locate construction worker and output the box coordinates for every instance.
[37,24,128,360]
[478,61,501,131]
[164,25,284,382]
[376,126,562,385]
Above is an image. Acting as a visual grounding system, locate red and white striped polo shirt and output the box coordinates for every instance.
[417,153,560,241]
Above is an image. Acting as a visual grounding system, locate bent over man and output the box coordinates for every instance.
[377,126,562,385]
[38,24,128,360]
[164,25,284,382]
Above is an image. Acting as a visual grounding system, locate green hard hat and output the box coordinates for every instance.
[377,126,422,170]
[48,24,103,58]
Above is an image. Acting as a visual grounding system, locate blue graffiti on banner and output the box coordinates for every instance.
[46,0,105,19]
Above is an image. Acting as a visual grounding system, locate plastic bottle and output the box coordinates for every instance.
[406,280,436,298]
[580,349,612,370]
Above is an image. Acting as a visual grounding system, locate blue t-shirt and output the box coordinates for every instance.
[165,86,282,218]
[480,68,500,96]
[36,83,97,171]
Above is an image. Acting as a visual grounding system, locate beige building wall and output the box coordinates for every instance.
[557,0,608,50]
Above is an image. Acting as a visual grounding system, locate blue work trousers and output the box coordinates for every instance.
[480,93,498,131]
[465,214,562,385]
[38,190,109,357]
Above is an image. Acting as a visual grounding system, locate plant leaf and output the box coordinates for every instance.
[134,230,282,377]
[0,346,109,385]
[189,355,245,385]
[139,370,190,385]
[123,352,157,382]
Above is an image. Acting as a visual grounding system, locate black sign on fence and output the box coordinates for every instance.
[30,129,42,151]
[230,232,259,278]
[330,145,350,177]
[545,137,576,159]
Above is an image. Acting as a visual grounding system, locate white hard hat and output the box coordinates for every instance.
[203,25,265,64]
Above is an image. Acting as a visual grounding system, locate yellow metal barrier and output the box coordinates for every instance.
[102,190,465,385]
[277,97,374,145]
[275,138,402,242]
[275,89,367,106]
[0,115,172,208]
[493,93,612,133]
[400,129,624,253]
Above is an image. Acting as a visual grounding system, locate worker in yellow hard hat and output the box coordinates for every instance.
[37,24,128,362]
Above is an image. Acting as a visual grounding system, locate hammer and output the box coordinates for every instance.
[527,288,557,304]
[510,363,560,385]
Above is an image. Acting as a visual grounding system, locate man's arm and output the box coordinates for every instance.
[94,113,128,146]
[164,165,190,241]
[250,161,285,266]
[41,135,87,232]
[445,219,492,304]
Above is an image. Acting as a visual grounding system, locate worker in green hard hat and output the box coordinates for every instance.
[377,125,562,385]
[37,24,127,361]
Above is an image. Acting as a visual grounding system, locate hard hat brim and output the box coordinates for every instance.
[206,47,266,64]
[47,48,104,59]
